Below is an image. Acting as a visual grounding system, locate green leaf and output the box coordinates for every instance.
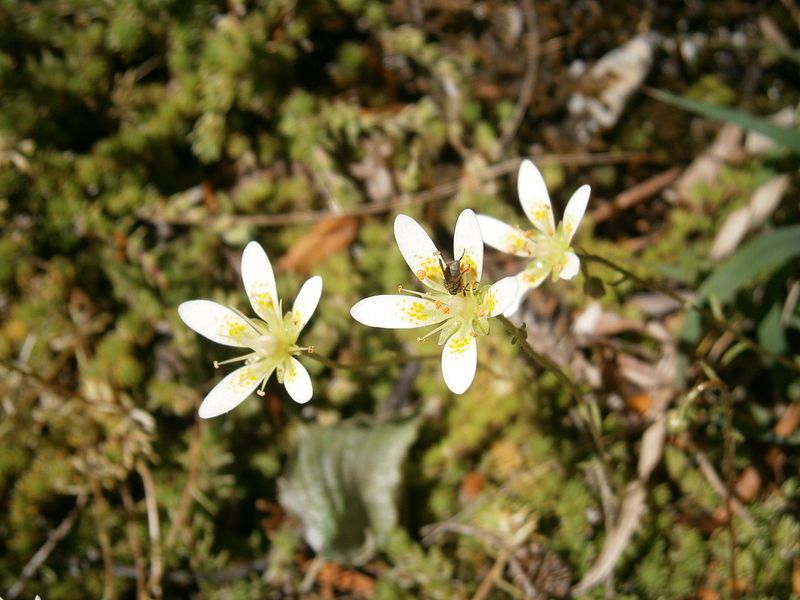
[681,225,800,342]
[649,88,800,152]
[278,417,419,565]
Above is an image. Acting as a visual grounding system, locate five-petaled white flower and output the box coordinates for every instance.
[179,241,322,418]
[350,209,518,395]
[476,159,591,316]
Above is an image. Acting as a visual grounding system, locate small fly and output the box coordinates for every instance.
[436,250,471,295]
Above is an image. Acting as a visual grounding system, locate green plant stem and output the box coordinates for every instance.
[578,251,800,373]
[302,350,439,371]
[497,315,615,485]
[683,372,738,599]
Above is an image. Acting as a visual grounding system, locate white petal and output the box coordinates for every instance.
[290,276,322,333]
[476,215,534,257]
[241,241,279,321]
[484,276,519,317]
[350,295,449,329]
[441,331,477,395]
[282,357,313,404]
[502,265,550,316]
[562,185,591,243]
[559,252,581,280]
[393,214,446,292]
[517,160,555,237]
[198,361,274,418]
[453,209,483,282]
[178,300,257,347]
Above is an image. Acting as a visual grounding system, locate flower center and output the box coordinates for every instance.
[250,333,280,357]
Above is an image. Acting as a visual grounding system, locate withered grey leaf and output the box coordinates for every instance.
[278,417,419,565]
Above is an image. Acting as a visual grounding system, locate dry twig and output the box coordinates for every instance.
[6,494,88,599]
[141,152,653,229]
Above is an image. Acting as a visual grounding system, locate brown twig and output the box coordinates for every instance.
[590,166,682,223]
[421,522,536,598]
[89,477,118,600]
[497,0,540,152]
[140,152,654,228]
[471,550,510,600]
[137,461,164,598]
[497,315,616,486]
[164,413,203,550]
[6,494,88,599]
[120,482,148,600]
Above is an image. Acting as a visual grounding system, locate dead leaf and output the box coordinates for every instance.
[568,34,658,136]
[734,466,762,503]
[773,403,800,438]
[671,123,744,203]
[626,393,652,416]
[276,216,359,273]
[459,471,486,502]
[709,175,790,261]
[745,107,796,154]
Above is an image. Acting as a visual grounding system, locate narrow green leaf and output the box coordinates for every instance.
[278,417,419,565]
[681,225,800,342]
[649,88,800,152]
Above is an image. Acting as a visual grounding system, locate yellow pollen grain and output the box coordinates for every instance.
[253,292,274,309]
[404,301,430,323]
[226,321,247,338]
[447,336,470,354]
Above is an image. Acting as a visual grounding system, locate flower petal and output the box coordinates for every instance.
[394,214,446,292]
[350,295,449,329]
[453,209,483,282]
[502,264,550,316]
[441,330,477,395]
[282,357,313,404]
[476,215,534,257]
[559,251,581,280]
[178,300,258,347]
[198,361,274,419]
[484,276,519,317]
[518,159,556,237]
[290,275,322,334]
[562,184,591,243]
[241,241,280,321]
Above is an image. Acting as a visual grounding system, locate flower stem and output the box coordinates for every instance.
[497,315,615,484]
[301,351,439,371]
[578,251,800,373]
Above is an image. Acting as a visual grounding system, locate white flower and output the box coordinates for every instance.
[350,209,518,395]
[476,159,591,316]
[178,241,322,418]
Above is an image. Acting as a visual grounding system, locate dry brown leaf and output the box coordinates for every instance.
[774,403,800,438]
[626,393,652,416]
[697,587,721,600]
[459,471,486,502]
[276,216,359,273]
[734,466,762,503]
[793,558,800,595]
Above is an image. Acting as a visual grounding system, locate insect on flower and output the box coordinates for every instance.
[178,241,322,418]
[350,209,518,395]
[476,159,591,316]
[437,250,471,295]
